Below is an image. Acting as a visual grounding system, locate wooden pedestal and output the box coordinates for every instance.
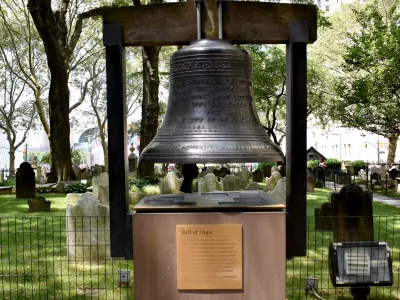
[133,211,286,300]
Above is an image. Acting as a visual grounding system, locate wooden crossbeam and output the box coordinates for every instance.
[103,1,317,46]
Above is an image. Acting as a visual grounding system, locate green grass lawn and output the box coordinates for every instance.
[0,190,399,299]
[286,188,400,300]
[0,193,133,299]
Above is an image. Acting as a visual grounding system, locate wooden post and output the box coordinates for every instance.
[285,21,309,258]
[104,24,132,258]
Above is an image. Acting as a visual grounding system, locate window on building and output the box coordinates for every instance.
[326,6,329,12]
[344,144,347,157]
[317,0,321,6]
[348,144,351,160]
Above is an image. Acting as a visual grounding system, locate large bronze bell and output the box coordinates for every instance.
[140,39,284,163]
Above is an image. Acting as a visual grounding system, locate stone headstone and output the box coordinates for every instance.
[389,168,398,180]
[265,171,282,192]
[93,164,102,177]
[16,162,35,199]
[358,169,367,180]
[128,146,138,173]
[236,177,247,189]
[266,178,286,204]
[92,173,109,205]
[28,196,51,212]
[263,165,272,178]
[66,193,110,261]
[33,166,42,182]
[73,166,81,180]
[332,184,373,242]
[252,170,263,182]
[198,173,223,192]
[222,175,237,191]
[66,193,84,206]
[81,169,90,180]
[159,172,183,194]
[307,173,315,192]
[239,167,250,182]
[246,182,262,190]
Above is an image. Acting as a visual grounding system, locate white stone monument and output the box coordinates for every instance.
[198,173,223,192]
[66,193,110,261]
[222,175,237,191]
[246,182,262,190]
[159,172,183,194]
[266,171,282,192]
[266,178,286,204]
[92,173,109,205]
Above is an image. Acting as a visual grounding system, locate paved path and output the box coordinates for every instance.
[326,181,400,208]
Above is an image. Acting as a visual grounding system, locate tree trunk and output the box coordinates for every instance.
[8,146,15,179]
[138,46,161,179]
[100,133,108,173]
[386,134,399,168]
[28,0,73,183]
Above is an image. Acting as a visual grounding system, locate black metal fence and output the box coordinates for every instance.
[0,215,398,299]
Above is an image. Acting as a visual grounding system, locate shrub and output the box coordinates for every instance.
[0,179,16,188]
[71,150,87,166]
[307,160,319,169]
[353,160,366,170]
[257,162,277,172]
[141,185,160,195]
[326,158,341,169]
[130,185,142,193]
[63,182,87,193]
[128,178,158,190]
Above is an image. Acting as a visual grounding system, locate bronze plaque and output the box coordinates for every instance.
[176,224,243,290]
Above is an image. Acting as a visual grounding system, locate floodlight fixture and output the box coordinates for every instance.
[329,242,393,287]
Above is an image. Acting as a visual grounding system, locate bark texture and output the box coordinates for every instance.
[386,134,399,168]
[27,0,74,182]
[138,46,161,179]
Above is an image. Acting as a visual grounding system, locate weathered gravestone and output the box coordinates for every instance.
[16,162,35,199]
[266,178,286,204]
[239,167,251,182]
[306,172,315,192]
[252,170,263,182]
[263,165,272,178]
[358,169,367,180]
[198,173,223,192]
[66,193,84,206]
[314,184,373,241]
[92,164,103,177]
[159,172,184,194]
[266,171,282,192]
[221,174,237,191]
[66,193,110,261]
[235,176,248,189]
[92,173,109,205]
[73,166,81,180]
[81,169,90,180]
[246,182,262,190]
[28,196,51,212]
[128,146,138,173]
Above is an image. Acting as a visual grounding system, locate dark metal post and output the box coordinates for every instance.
[104,24,132,258]
[285,21,309,258]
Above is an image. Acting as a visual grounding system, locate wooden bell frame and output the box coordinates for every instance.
[102,0,317,259]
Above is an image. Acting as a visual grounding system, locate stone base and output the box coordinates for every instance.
[0,186,12,195]
[133,211,286,300]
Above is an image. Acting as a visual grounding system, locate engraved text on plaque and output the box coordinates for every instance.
[176,224,243,290]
